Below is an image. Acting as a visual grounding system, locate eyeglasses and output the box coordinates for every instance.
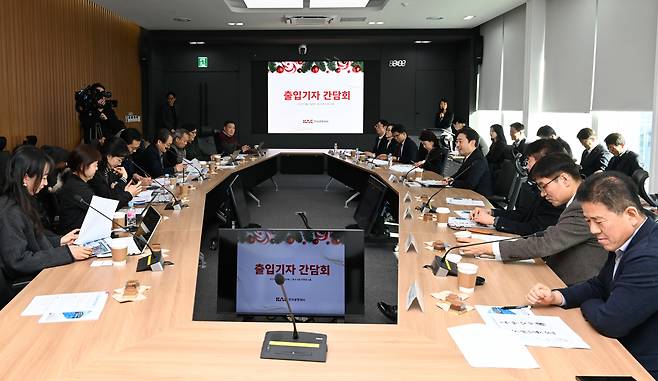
[535,175,560,193]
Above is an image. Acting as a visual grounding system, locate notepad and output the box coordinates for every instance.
[446,197,486,206]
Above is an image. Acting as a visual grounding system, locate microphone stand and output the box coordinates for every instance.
[416,162,475,213]
[126,158,186,210]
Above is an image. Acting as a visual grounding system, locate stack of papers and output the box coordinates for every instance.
[22,292,108,323]
[446,197,486,206]
[132,189,154,204]
[448,217,478,228]
[389,164,418,174]
[372,159,389,167]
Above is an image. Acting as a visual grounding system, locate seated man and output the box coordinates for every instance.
[136,128,184,178]
[375,123,397,160]
[444,127,492,197]
[537,125,573,157]
[526,172,658,378]
[470,138,566,235]
[508,122,527,159]
[215,120,250,156]
[364,119,389,158]
[119,128,152,186]
[460,153,607,285]
[577,128,612,177]
[165,128,189,167]
[390,124,418,164]
[604,133,642,177]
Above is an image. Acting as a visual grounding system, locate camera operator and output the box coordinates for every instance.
[76,83,123,144]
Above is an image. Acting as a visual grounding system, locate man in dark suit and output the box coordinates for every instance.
[390,124,418,164]
[470,138,566,235]
[508,122,527,158]
[604,133,642,177]
[576,128,612,177]
[537,125,573,157]
[460,152,607,285]
[445,127,492,196]
[135,128,184,178]
[526,172,658,378]
[365,119,388,158]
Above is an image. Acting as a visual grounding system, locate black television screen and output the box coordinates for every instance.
[217,229,364,317]
[353,175,388,236]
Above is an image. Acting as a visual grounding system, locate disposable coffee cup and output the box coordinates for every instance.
[415,168,424,181]
[178,184,189,197]
[110,242,128,265]
[446,253,463,264]
[454,230,472,239]
[436,207,450,227]
[113,212,126,228]
[457,262,478,294]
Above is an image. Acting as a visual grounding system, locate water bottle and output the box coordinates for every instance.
[126,201,137,228]
[333,142,338,155]
[164,174,171,189]
[231,220,237,229]
[387,153,393,168]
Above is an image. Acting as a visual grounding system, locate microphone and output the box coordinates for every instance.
[274,274,299,340]
[417,163,474,213]
[125,157,186,210]
[183,159,206,181]
[296,211,312,229]
[73,194,155,256]
[425,230,546,277]
[400,165,418,182]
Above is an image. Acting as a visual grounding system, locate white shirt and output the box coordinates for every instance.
[613,218,647,277]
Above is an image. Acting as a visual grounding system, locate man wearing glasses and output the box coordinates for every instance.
[459,152,606,285]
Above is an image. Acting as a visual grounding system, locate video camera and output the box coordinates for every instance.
[74,85,117,113]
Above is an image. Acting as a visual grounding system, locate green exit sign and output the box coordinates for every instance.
[197,56,208,68]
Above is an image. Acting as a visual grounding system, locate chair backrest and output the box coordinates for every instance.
[632,168,658,207]
[442,156,462,178]
[492,159,516,198]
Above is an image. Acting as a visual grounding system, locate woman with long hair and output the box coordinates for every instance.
[414,130,449,175]
[56,144,102,234]
[0,146,91,288]
[486,124,509,174]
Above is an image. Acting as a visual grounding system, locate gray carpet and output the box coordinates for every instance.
[194,174,398,324]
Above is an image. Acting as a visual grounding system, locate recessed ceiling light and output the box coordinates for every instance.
[414,40,431,44]
[228,22,236,26]
[376,21,384,25]
[236,22,244,26]
[173,17,191,22]
[189,41,206,45]
[463,15,475,20]
[244,0,302,8]
[367,21,376,25]
[309,0,369,8]
[426,16,443,21]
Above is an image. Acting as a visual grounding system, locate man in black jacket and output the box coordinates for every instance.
[135,129,184,179]
[365,119,388,158]
[391,124,418,164]
[444,127,492,196]
[537,125,573,157]
[604,133,643,177]
[577,128,612,177]
[470,138,566,235]
[508,122,527,158]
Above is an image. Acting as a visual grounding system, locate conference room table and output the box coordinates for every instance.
[0,149,651,380]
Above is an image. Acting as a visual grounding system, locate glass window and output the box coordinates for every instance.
[593,111,653,172]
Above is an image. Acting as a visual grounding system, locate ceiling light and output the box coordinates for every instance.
[236,22,244,26]
[368,21,376,25]
[173,17,191,22]
[228,22,236,26]
[376,21,384,25]
[189,41,206,45]
[426,16,443,21]
[414,40,431,44]
[309,0,369,8]
[463,15,475,20]
[244,0,303,8]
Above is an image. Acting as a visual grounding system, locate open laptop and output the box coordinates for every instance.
[255,141,266,156]
[91,205,162,257]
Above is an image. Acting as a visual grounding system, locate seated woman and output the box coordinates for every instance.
[414,130,449,175]
[0,146,91,289]
[486,124,509,174]
[56,144,101,235]
[89,137,142,209]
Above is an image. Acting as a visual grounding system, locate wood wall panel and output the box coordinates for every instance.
[0,0,141,150]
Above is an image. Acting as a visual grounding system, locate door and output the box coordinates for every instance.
[414,70,455,133]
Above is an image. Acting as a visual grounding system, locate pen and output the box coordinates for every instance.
[499,305,530,310]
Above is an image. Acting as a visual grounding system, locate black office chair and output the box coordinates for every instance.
[441,156,462,178]
[632,169,658,208]
[0,267,18,310]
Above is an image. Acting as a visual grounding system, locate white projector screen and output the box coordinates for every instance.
[267,61,364,134]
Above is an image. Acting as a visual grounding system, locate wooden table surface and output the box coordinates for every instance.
[0,150,651,380]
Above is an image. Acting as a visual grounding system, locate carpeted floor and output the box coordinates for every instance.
[193,174,398,324]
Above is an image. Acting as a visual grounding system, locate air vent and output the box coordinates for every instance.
[284,15,336,26]
[340,17,367,22]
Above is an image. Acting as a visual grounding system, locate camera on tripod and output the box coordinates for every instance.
[74,85,117,113]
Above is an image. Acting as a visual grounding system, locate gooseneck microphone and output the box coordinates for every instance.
[274,274,299,340]
[125,157,186,210]
[295,211,312,230]
[183,158,206,180]
[417,162,474,213]
[73,194,155,255]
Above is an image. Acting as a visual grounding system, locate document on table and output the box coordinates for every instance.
[475,305,535,326]
[446,197,486,207]
[22,292,109,323]
[416,179,447,187]
[389,164,417,174]
[490,314,590,349]
[448,217,478,228]
[75,196,119,246]
[132,189,154,204]
[372,159,389,167]
[448,323,539,369]
[453,210,472,219]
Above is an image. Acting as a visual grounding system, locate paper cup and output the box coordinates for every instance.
[457,262,478,294]
[436,207,450,227]
[446,253,463,264]
[113,212,125,228]
[110,242,128,265]
[454,230,472,239]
